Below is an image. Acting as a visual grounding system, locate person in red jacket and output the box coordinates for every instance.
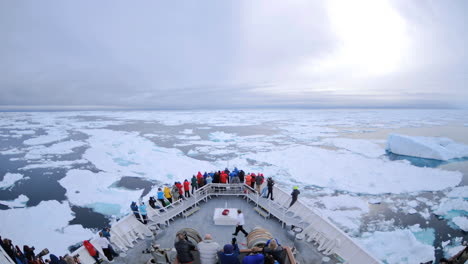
[176,182,184,200]
[197,171,204,187]
[83,240,101,263]
[183,179,190,198]
[220,172,228,184]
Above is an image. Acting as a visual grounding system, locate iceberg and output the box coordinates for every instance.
[386,134,468,161]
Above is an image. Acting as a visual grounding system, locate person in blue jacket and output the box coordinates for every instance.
[242,249,264,264]
[130,201,141,222]
[139,202,148,224]
[218,243,240,264]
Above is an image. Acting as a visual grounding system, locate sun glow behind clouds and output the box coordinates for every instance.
[303,0,410,77]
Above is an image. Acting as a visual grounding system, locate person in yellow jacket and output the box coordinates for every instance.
[164,185,172,204]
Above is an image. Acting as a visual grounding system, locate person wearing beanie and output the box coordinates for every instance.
[218,243,240,264]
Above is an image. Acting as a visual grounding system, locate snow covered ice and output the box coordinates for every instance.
[1,109,468,263]
[387,134,468,161]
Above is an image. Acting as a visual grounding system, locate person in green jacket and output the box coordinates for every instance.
[191,175,198,194]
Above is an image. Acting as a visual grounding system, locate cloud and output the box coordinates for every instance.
[0,0,467,110]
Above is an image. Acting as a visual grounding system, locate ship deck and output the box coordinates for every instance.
[112,195,340,264]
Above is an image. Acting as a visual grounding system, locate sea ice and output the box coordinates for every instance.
[59,169,145,216]
[208,131,237,142]
[25,140,87,159]
[446,186,468,198]
[357,227,435,264]
[19,159,88,170]
[0,194,29,208]
[0,200,94,257]
[0,148,25,155]
[322,138,386,158]
[80,129,217,181]
[434,198,468,215]
[23,129,69,146]
[0,173,24,189]
[246,145,462,194]
[311,195,369,235]
[386,134,468,161]
[451,216,468,231]
[180,129,193,134]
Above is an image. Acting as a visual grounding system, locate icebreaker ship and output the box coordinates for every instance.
[1,177,383,264]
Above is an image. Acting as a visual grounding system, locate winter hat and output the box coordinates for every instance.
[223,244,234,254]
[293,186,299,190]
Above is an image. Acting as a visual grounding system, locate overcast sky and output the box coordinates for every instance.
[1,0,467,110]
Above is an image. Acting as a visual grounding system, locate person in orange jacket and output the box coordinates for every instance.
[250,173,256,189]
[245,174,252,187]
[183,179,190,198]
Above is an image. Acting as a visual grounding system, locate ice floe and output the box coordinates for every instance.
[0,200,94,257]
[0,173,24,189]
[0,194,29,208]
[246,145,462,194]
[0,147,25,155]
[25,140,87,159]
[357,226,435,264]
[208,131,237,142]
[434,198,468,215]
[19,159,88,170]
[23,129,69,146]
[321,138,386,158]
[387,134,468,161]
[446,186,468,198]
[59,170,144,216]
[80,129,217,181]
[443,237,466,258]
[451,216,468,231]
[311,195,369,235]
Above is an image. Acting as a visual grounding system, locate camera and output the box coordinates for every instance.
[36,248,49,259]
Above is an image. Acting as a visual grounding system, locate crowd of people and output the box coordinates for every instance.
[130,168,300,226]
[174,231,283,264]
[1,235,81,264]
[2,168,302,264]
[1,226,119,264]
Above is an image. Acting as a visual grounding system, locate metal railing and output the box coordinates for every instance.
[66,182,380,264]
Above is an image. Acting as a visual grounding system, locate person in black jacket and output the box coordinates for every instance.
[238,170,245,183]
[289,186,300,207]
[266,177,275,200]
[174,231,196,264]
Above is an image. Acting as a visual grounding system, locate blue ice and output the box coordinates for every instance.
[88,202,121,216]
[412,228,436,246]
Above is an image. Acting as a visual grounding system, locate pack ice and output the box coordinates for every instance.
[386,134,468,161]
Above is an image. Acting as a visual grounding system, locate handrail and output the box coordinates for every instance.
[67,182,380,264]
[0,246,15,264]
